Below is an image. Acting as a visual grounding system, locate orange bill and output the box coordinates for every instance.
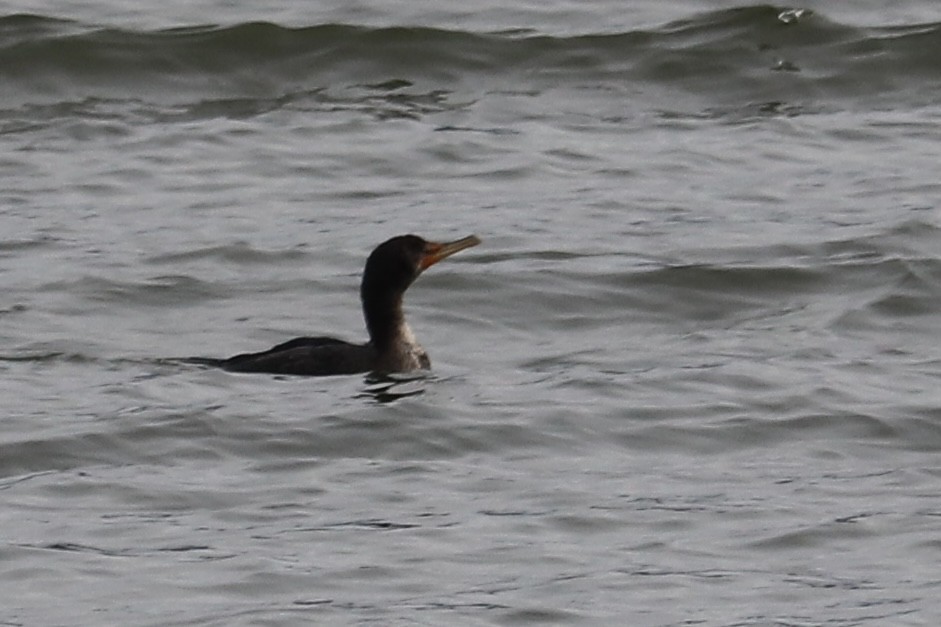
[420,235,481,270]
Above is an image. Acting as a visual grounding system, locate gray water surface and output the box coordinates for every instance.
[2,2,941,625]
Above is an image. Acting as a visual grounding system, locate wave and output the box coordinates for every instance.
[2,6,941,111]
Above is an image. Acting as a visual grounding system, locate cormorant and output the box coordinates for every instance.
[200,234,480,376]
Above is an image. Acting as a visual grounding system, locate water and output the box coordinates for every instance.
[2,2,941,624]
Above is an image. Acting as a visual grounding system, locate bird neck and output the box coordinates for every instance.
[362,289,409,350]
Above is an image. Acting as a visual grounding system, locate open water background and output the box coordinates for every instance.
[2,1,941,625]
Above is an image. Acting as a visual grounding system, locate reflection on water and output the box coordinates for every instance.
[361,372,429,403]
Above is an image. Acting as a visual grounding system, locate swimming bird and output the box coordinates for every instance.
[203,234,480,377]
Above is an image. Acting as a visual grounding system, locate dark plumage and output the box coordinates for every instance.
[199,234,480,377]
